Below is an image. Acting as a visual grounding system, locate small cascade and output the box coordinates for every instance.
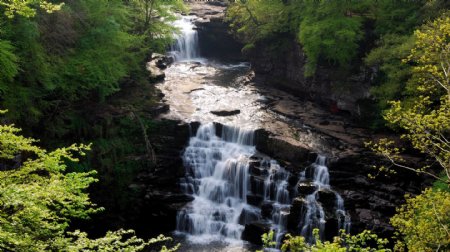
[176,123,350,246]
[298,156,351,242]
[170,16,200,61]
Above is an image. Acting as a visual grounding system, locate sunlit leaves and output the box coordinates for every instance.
[260,229,390,252]
[370,13,450,183]
[0,0,64,18]
[391,189,450,251]
[0,119,178,251]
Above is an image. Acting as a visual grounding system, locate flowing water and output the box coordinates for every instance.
[159,15,350,251]
[170,15,200,61]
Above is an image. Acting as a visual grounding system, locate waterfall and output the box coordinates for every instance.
[170,16,200,61]
[299,156,351,242]
[176,123,350,246]
[176,123,255,243]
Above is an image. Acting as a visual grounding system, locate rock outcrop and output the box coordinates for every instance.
[147,53,174,81]
[188,1,244,61]
[246,38,371,115]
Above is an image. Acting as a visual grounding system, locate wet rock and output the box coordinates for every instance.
[255,129,313,167]
[145,190,194,203]
[241,220,272,245]
[287,197,308,231]
[247,194,263,206]
[247,38,371,116]
[249,166,269,176]
[288,174,300,186]
[297,181,318,195]
[250,175,266,194]
[210,109,241,116]
[147,53,172,81]
[317,188,337,211]
[324,217,339,241]
[143,103,169,117]
[238,207,261,225]
[147,61,165,81]
[261,202,274,219]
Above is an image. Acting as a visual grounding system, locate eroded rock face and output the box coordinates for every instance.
[127,120,194,236]
[188,1,243,61]
[246,37,371,116]
[327,153,427,237]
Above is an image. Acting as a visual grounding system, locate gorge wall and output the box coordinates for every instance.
[246,38,372,116]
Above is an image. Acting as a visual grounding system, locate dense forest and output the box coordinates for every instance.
[0,0,449,251]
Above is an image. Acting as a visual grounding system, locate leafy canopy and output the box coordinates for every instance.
[0,112,178,251]
[369,12,450,252]
[391,189,450,251]
[0,0,64,18]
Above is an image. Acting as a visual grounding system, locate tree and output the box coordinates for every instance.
[0,111,178,251]
[0,0,64,18]
[391,189,450,251]
[369,13,450,183]
[368,12,450,252]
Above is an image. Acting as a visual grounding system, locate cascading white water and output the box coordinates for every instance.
[176,123,256,244]
[170,16,200,61]
[176,123,351,247]
[299,155,351,242]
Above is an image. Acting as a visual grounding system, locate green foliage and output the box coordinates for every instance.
[0,0,183,136]
[365,35,415,111]
[226,0,295,44]
[227,0,448,80]
[259,229,390,252]
[261,230,277,250]
[367,12,450,252]
[371,13,450,182]
[0,0,64,18]
[227,0,366,76]
[0,113,177,251]
[128,0,185,52]
[0,39,17,83]
[372,0,424,36]
[298,1,363,76]
[391,189,450,251]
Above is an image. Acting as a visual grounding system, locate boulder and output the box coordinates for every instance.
[287,197,308,231]
[261,202,274,219]
[147,61,165,81]
[238,207,261,225]
[247,193,263,206]
[210,109,241,116]
[146,53,173,81]
[297,181,318,195]
[317,188,337,211]
[241,220,272,245]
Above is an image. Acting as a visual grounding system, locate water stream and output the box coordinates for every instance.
[160,15,350,250]
[170,15,200,61]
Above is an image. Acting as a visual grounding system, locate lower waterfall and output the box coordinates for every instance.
[176,122,351,246]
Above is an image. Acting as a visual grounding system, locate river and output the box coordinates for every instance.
[155,14,350,252]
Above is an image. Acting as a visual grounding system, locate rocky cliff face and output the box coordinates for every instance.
[247,37,371,116]
[189,1,244,61]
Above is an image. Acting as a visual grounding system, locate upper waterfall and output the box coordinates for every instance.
[170,16,200,61]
